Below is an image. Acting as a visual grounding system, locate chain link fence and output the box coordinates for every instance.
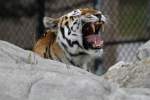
[0,0,149,68]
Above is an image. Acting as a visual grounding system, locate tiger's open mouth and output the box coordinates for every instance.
[82,22,104,49]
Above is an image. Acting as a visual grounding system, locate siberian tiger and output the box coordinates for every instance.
[33,8,106,74]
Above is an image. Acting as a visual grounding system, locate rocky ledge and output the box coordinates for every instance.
[0,40,150,100]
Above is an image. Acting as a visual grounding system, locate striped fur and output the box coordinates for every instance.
[33,8,106,74]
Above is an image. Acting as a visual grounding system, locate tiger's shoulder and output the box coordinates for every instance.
[33,30,56,57]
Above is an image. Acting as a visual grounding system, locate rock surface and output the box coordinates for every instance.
[104,40,150,88]
[0,40,150,100]
[137,40,150,60]
[103,59,150,88]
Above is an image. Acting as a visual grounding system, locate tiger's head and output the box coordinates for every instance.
[44,8,106,57]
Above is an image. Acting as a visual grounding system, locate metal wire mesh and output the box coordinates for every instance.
[0,0,149,68]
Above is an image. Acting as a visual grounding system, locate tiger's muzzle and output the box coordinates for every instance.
[82,21,104,49]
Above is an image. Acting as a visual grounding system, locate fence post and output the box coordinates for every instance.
[36,0,45,40]
[102,0,119,68]
[147,0,150,37]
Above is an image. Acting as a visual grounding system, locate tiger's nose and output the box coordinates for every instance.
[96,14,106,23]
[95,14,102,22]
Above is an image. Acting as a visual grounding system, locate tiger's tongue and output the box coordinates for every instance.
[85,35,103,48]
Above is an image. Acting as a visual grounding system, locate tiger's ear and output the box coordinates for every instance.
[43,17,59,29]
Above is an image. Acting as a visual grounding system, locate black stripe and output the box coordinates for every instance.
[60,42,75,65]
[64,16,68,20]
[61,42,87,57]
[46,44,63,62]
[68,52,87,57]
[45,46,53,59]
[60,26,82,48]
[60,26,65,38]
[61,42,67,48]
[44,52,46,58]
[70,16,74,20]
[60,17,65,26]
[65,55,80,67]
[65,22,71,35]
[99,15,102,22]
[71,21,80,32]
[53,52,62,62]
[70,60,75,66]
[73,21,77,25]
[77,23,80,29]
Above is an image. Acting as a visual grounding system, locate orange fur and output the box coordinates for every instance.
[33,8,106,74]
[33,30,65,60]
[80,8,100,15]
[33,30,54,57]
[50,41,65,60]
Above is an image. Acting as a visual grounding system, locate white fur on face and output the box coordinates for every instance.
[101,15,106,22]
[57,9,105,56]
[81,15,99,22]
[67,9,81,16]
[57,21,83,54]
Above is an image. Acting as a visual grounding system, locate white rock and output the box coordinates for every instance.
[0,40,150,100]
[104,40,150,88]
[104,57,150,88]
[137,40,150,60]
[108,61,130,71]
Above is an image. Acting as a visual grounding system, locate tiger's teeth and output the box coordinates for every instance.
[91,23,95,33]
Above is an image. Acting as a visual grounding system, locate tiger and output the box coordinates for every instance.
[33,8,106,74]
